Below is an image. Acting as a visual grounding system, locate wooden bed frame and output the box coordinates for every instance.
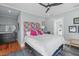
[25,43,63,56]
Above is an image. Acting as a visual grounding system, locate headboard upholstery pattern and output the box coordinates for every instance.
[24,22,43,37]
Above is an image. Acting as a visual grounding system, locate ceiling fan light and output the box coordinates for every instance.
[39,3,63,13]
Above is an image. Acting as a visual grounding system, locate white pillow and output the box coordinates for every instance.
[26,31,30,36]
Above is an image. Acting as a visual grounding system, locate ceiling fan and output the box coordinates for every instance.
[39,3,63,13]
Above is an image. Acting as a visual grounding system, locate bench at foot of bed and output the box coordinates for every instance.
[52,44,63,56]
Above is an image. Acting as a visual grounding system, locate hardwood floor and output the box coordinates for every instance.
[0,40,21,56]
[1,42,79,56]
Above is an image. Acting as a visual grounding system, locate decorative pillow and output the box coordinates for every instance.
[37,29,44,35]
[29,22,44,36]
[26,31,30,36]
[30,30,37,36]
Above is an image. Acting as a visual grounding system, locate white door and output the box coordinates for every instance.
[54,18,63,36]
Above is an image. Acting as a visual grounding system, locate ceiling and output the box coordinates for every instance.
[0,4,20,19]
[0,3,79,18]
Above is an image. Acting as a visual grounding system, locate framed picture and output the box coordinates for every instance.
[73,17,79,24]
[69,26,77,33]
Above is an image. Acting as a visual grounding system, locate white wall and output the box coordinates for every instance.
[46,7,79,40]
[45,18,54,34]
[0,16,17,25]
[18,12,45,48]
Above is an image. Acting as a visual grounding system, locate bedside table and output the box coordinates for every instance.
[66,39,79,47]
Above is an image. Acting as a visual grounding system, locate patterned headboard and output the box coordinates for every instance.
[24,22,43,36]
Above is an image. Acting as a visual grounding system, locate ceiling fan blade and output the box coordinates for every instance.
[49,3,63,7]
[39,3,48,8]
[46,8,50,13]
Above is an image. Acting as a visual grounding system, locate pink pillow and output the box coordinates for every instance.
[29,23,37,36]
[30,30,37,36]
[37,30,44,35]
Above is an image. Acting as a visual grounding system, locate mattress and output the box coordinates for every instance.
[25,34,65,56]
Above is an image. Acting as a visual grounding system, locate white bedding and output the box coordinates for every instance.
[25,34,65,56]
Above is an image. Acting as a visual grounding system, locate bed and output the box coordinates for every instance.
[25,34,65,56]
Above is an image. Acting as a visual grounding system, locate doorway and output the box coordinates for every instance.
[54,18,64,36]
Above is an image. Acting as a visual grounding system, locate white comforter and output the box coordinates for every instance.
[25,34,65,56]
